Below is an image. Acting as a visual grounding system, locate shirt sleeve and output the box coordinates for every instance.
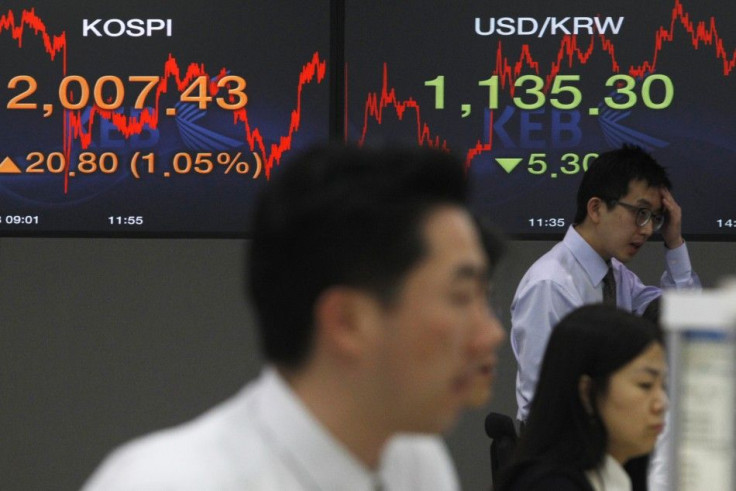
[511,279,580,421]
[627,242,701,315]
[660,241,701,289]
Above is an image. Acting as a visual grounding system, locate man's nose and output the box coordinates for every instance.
[470,305,505,356]
[639,219,655,237]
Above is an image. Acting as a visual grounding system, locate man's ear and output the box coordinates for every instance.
[578,374,595,415]
[587,197,605,224]
[312,286,381,361]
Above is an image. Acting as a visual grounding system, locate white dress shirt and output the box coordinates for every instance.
[82,367,459,490]
[585,454,632,491]
[647,411,672,491]
[511,226,699,421]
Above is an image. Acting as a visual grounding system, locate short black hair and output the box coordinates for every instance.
[642,296,661,324]
[247,144,503,369]
[574,145,672,224]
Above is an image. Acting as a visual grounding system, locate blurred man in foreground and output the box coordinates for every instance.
[83,144,506,490]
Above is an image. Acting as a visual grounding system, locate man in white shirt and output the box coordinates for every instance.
[510,145,699,490]
[83,145,507,490]
[511,144,699,424]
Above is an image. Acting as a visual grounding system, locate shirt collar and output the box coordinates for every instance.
[254,366,381,491]
[564,226,611,286]
[585,454,632,491]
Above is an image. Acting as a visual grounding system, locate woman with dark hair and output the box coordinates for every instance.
[497,304,667,491]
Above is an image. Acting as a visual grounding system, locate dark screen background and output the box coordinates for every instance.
[1,0,734,238]
[0,1,330,236]
[345,0,735,239]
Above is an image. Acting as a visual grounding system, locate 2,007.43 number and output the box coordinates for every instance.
[7,74,247,114]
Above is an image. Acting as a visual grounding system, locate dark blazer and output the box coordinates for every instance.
[496,460,594,491]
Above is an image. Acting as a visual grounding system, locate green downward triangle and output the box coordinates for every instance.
[495,157,523,174]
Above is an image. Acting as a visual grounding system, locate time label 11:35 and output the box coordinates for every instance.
[528,218,566,228]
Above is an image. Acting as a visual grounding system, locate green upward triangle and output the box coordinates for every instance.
[495,157,523,174]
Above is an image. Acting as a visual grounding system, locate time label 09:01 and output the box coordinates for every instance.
[0,215,40,225]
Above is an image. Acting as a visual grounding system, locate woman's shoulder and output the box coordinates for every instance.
[497,460,594,491]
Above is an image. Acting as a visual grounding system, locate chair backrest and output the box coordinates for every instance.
[484,412,518,487]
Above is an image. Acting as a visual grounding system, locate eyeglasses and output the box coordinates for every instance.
[611,200,665,231]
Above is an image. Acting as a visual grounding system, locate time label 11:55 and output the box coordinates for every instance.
[108,216,144,226]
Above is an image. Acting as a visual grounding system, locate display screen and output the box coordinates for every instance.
[2,0,734,238]
[345,0,735,238]
[0,1,329,236]
[678,331,736,490]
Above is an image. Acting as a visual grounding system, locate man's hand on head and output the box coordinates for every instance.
[660,187,684,249]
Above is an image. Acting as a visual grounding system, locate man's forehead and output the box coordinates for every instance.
[420,208,489,271]
[625,179,662,203]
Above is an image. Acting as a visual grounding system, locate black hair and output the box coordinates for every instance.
[642,296,661,324]
[498,304,663,488]
[247,143,503,369]
[574,145,672,224]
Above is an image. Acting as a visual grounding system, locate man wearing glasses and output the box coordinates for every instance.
[510,144,700,425]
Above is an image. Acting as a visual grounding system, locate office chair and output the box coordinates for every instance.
[485,412,518,487]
